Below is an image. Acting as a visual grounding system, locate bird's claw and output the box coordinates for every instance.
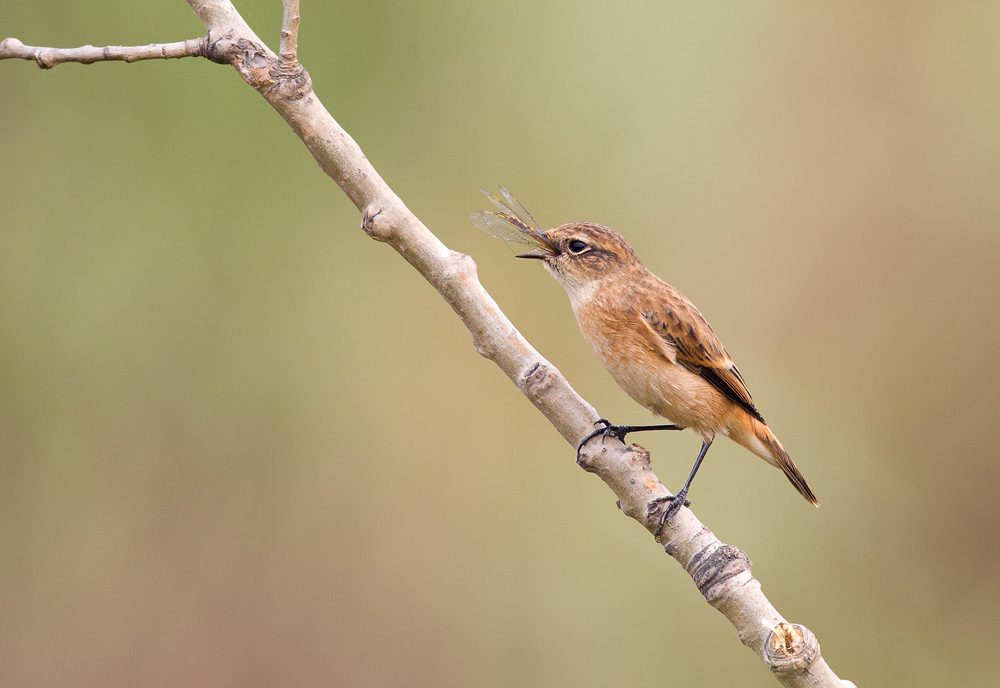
[651,490,691,536]
[576,418,627,458]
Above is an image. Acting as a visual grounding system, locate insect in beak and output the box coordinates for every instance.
[470,187,559,259]
[515,233,558,260]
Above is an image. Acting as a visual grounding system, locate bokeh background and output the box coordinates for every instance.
[2,1,999,686]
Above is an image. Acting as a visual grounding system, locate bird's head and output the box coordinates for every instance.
[516,222,642,300]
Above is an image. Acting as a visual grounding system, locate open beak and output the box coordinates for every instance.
[515,231,558,260]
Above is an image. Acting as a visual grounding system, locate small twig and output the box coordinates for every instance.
[0,36,208,70]
[279,0,300,66]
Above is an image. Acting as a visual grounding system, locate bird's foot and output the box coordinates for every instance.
[576,419,681,459]
[652,488,690,536]
[576,419,627,458]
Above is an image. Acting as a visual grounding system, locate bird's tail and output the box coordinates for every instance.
[737,417,819,507]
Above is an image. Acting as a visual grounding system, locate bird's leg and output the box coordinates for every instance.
[576,418,681,457]
[653,438,714,536]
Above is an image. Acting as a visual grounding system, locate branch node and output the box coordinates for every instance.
[268,59,311,100]
[450,251,477,276]
[473,341,495,359]
[361,206,395,242]
[520,361,558,403]
[227,37,312,99]
[628,443,653,469]
[204,32,235,65]
[763,622,821,677]
[0,37,22,55]
[688,543,753,603]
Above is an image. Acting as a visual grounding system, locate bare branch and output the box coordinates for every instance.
[1,2,857,685]
[182,5,853,675]
[280,0,300,66]
[0,36,208,69]
[577,444,856,687]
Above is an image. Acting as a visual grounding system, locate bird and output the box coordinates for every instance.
[470,187,818,533]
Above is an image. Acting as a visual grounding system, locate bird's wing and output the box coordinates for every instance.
[639,299,766,424]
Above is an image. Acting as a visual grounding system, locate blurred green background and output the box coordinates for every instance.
[2,1,999,686]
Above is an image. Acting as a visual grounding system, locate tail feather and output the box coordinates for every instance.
[744,418,819,507]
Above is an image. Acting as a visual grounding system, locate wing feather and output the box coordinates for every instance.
[639,300,766,424]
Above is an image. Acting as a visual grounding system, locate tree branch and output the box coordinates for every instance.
[279,0,300,67]
[0,36,211,69]
[1,3,855,686]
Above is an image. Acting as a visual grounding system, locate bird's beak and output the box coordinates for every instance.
[515,231,558,260]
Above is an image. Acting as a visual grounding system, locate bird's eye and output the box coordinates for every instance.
[568,239,589,254]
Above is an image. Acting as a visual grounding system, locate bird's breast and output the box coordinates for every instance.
[572,298,729,433]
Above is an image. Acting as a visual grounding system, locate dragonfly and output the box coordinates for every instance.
[469,186,556,256]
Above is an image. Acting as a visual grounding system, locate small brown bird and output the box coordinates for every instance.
[471,187,818,531]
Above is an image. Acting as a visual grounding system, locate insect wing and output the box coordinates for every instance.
[498,186,541,232]
[482,189,515,215]
[480,187,542,234]
[469,210,542,252]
